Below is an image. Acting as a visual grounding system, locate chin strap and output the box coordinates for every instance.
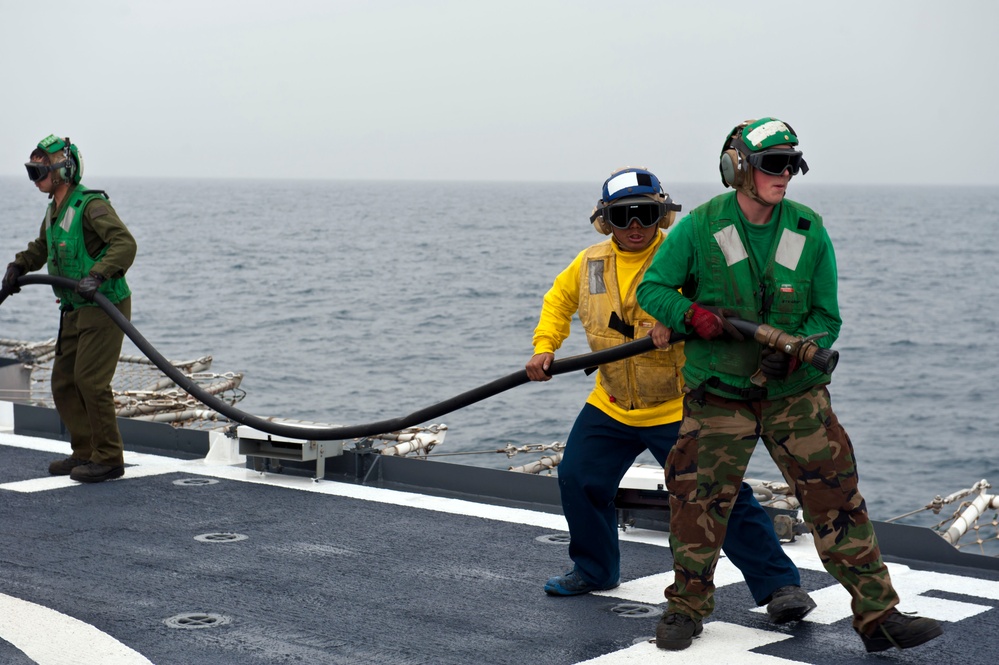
[737,168,771,207]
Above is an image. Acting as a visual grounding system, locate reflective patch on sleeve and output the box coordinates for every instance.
[60,208,75,232]
[605,171,639,197]
[587,259,606,294]
[713,225,748,266]
[775,228,806,271]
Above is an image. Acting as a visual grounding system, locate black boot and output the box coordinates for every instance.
[860,609,943,652]
[655,612,703,650]
[766,585,817,623]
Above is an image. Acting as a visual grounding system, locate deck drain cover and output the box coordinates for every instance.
[194,532,248,543]
[535,533,571,545]
[164,612,231,629]
[173,478,219,486]
[611,603,660,619]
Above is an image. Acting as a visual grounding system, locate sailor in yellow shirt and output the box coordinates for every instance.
[528,168,814,625]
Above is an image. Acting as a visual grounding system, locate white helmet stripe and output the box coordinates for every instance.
[605,171,640,198]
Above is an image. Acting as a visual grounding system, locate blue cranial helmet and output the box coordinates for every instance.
[601,167,664,202]
[590,167,681,235]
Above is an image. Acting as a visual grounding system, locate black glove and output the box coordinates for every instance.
[760,347,794,380]
[2,263,23,295]
[75,272,105,302]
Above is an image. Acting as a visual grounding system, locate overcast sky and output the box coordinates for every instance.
[2,1,996,185]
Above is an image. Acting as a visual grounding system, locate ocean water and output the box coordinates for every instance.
[2,176,997,528]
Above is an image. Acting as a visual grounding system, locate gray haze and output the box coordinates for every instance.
[2,0,996,185]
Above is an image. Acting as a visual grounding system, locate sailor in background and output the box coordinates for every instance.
[526,167,815,624]
[637,118,944,652]
[3,135,136,483]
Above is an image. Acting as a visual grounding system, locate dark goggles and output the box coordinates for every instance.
[591,196,682,230]
[24,161,62,182]
[606,202,664,229]
[746,149,808,176]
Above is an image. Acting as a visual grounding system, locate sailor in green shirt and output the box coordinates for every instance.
[3,135,136,483]
[636,118,942,653]
[527,168,814,626]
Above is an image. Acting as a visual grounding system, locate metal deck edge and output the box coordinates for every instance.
[8,400,999,574]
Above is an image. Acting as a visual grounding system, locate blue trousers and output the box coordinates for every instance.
[557,404,800,604]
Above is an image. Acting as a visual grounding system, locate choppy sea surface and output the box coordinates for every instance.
[2,176,997,529]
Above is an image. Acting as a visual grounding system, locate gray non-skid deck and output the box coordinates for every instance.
[2,430,999,664]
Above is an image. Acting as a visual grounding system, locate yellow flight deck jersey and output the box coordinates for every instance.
[532,232,684,427]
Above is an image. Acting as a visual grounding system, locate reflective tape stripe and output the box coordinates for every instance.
[713,225,748,266]
[775,229,806,271]
[60,207,75,232]
[587,259,606,294]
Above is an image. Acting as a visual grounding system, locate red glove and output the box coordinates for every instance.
[687,304,724,339]
[686,304,744,341]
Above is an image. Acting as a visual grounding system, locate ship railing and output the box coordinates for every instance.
[886,479,999,556]
[1,338,245,432]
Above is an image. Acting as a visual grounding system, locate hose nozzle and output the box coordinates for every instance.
[752,323,838,373]
[729,320,839,374]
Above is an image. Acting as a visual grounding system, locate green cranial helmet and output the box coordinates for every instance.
[739,117,798,152]
[36,134,84,185]
[719,117,808,191]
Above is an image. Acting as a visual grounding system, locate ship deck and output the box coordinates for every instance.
[2,411,999,664]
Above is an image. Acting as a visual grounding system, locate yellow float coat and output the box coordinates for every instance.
[532,232,684,426]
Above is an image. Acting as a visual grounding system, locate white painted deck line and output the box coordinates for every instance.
[0,593,154,665]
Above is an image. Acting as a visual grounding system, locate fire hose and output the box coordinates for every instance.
[2,275,837,441]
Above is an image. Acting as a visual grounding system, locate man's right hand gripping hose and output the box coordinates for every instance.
[686,303,745,341]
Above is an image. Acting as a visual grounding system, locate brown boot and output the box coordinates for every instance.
[49,457,90,476]
[69,462,125,484]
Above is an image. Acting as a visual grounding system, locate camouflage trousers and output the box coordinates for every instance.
[665,385,899,634]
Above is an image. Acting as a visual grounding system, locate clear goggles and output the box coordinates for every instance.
[25,161,62,182]
[746,149,808,176]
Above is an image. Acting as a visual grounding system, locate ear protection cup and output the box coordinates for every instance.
[658,207,677,230]
[719,119,756,189]
[54,157,74,183]
[590,205,612,235]
[720,148,744,188]
[58,138,82,184]
[594,218,612,235]
[61,161,75,183]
